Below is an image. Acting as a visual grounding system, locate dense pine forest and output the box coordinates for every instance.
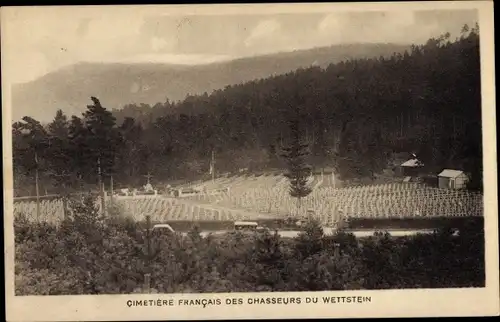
[12,24,481,196]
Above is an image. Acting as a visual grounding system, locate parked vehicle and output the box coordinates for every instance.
[234,221,258,231]
[151,224,176,236]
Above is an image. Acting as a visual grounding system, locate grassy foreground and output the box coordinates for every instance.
[14,196,485,295]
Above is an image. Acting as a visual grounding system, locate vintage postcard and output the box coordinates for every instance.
[2,1,498,321]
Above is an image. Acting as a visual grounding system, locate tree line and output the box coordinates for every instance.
[12,24,482,196]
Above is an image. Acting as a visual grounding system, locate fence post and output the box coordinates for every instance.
[145,214,152,293]
[110,175,114,204]
[146,214,151,263]
[35,162,40,222]
[144,273,151,294]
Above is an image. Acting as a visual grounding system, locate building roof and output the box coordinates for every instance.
[401,159,424,167]
[438,169,466,178]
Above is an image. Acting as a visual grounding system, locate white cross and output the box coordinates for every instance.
[144,173,153,185]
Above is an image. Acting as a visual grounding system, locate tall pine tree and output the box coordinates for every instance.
[12,117,48,195]
[46,110,71,184]
[68,115,90,187]
[46,110,72,217]
[281,114,312,218]
[82,97,121,187]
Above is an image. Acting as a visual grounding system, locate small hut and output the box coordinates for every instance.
[438,169,469,189]
[399,158,424,177]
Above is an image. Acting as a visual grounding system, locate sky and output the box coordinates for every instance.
[2,5,478,84]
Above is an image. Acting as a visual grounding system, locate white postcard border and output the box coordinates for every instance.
[2,1,498,321]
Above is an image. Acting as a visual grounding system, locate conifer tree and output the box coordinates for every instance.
[82,97,121,186]
[281,114,312,218]
[13,117,47,177]
[68,115,90,186]
[46,110,72,216]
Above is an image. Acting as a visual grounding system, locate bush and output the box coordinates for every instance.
[14,198,485,294]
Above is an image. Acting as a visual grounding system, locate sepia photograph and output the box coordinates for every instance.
[2,2,498,321]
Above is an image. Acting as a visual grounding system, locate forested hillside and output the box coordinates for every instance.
[12,25,481,196]
[11,43,408,123]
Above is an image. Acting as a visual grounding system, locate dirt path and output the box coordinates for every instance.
[173,196,279,221]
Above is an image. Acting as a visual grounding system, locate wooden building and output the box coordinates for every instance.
[399,158,424,177]
[438,169,469,189]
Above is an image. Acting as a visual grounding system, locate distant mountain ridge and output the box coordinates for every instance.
[11,43,411,123]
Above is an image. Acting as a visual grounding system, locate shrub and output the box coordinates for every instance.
[14,200,485,294]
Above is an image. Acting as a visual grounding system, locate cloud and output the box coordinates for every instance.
[317,13,348,44]
[3,9,148,83]
[244,19,282,48]
[2,8,478,85]
[242,18,312,55]
[318,13,344,32]
[150,36,173,52]
[113,53,234,65]
[316,11,422,44]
